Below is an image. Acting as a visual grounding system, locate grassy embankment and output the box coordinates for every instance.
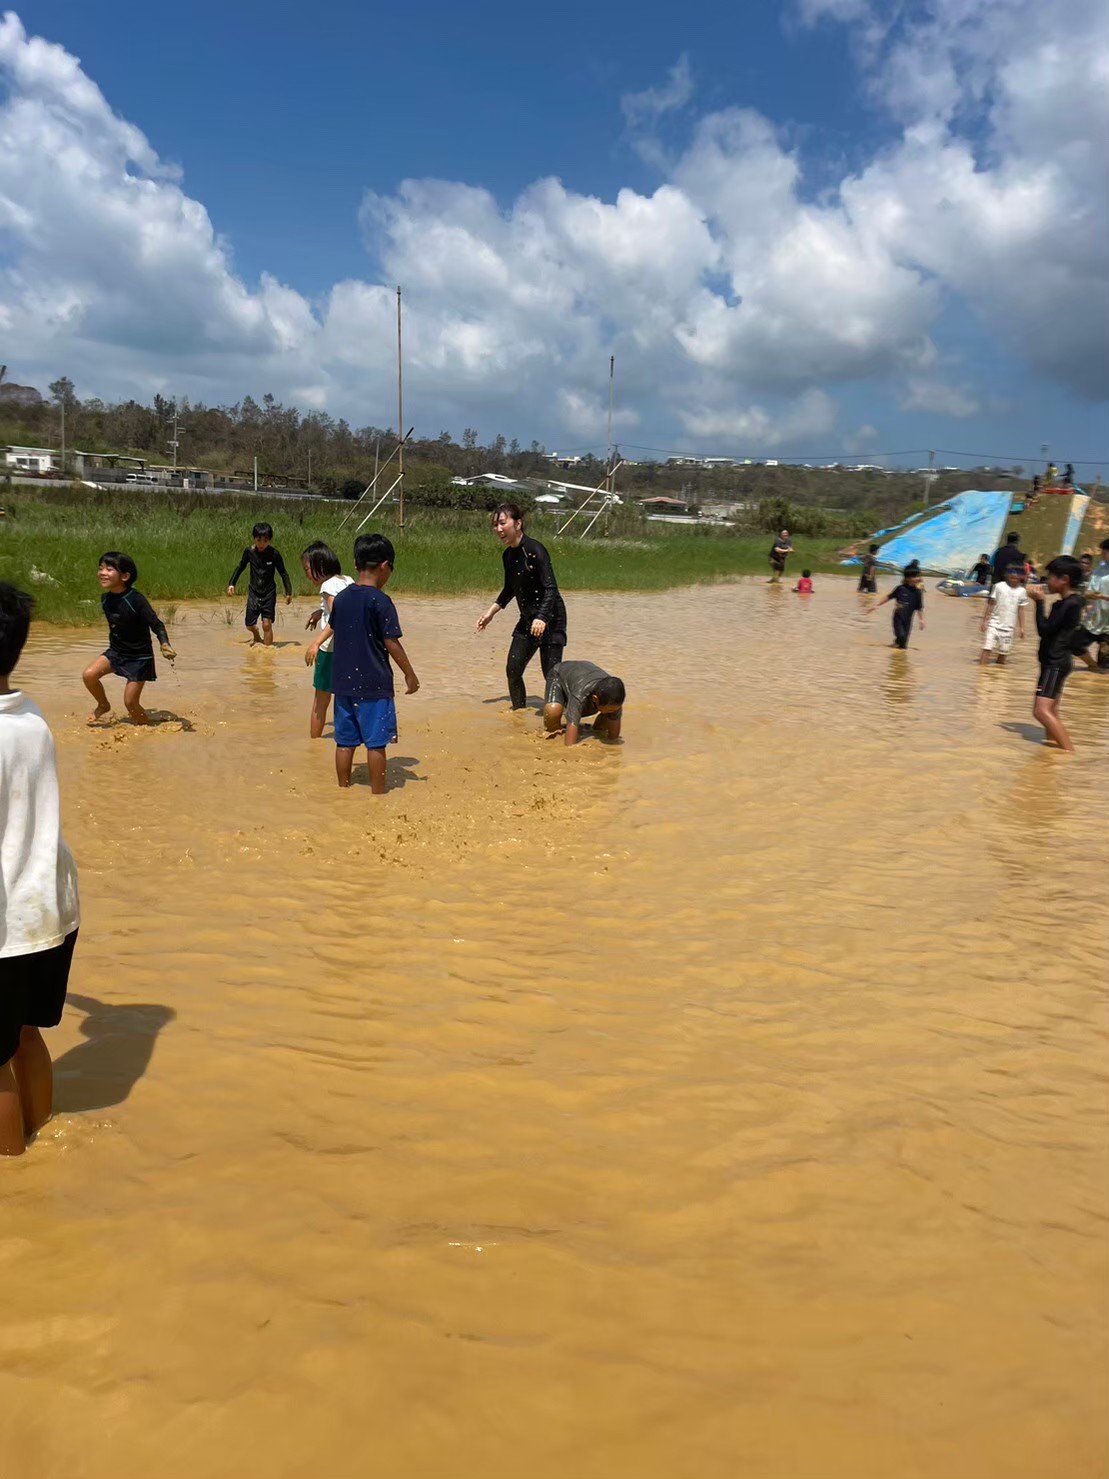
[0,486,850,624]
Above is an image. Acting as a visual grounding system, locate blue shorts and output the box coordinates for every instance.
[333,696,397,750]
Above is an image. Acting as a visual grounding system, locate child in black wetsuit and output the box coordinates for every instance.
[870,573,925,648]
[226,522,292,645]
[1027,555,1085,753]
[83,552,175,726]
[970,554,991,586]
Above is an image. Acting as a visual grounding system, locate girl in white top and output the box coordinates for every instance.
[979,566,1031,666]
[301,542,354,738]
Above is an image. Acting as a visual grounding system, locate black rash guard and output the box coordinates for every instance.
[1036,592,1084,663]
[101,588,169,659]
[495,535,567,635]
[228,545,292,599]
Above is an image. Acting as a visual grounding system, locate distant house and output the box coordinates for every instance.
[666,456,704,468]
[641,495,695,513]
[452,473,530,491]
[701,457,738,469]
[545,454,584,470]
[4,445,59,474]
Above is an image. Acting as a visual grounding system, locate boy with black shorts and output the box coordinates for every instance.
[543,661,625,746]
[83,552,176,726]
[1028,555,1084,752]
[328,533,419,793]
[1,583,80,1156]
[858,544,879,593]
[768,530,793,584]
[227,522,292,645]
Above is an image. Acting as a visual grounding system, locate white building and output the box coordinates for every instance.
[4,445,59,473]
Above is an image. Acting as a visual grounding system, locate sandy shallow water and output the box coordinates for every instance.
[2,577,1107,1479]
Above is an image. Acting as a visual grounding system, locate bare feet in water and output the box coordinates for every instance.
[86,703,111,727]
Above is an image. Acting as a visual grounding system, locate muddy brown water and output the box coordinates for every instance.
[3,581,1107,1479]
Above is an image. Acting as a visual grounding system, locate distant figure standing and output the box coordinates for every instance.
[768,530,794,584]
[870,573,925,649]
[990,532,1025,587]
[1062,463,1075,487]
[1072,538,1109,672]
[858,543,879,594]
[1045,461,1058,485]
[226,522,293,646]
[476,503,567,710]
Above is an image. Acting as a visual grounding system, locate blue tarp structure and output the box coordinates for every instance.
[841,490,1014,578]
[1062,494,1090,555]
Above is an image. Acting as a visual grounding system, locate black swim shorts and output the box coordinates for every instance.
[104,650,156,683]
[1035,660,1072,702]
[0,932,79,1065]
[245,590,277,626]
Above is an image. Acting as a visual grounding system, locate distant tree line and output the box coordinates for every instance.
[0,375,1033,524]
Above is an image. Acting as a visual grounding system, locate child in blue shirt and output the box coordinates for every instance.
[327,533,419,793]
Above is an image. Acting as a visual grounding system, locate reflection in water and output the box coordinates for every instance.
[4,582,1108,1479]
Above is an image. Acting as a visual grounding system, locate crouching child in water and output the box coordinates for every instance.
[327,534,419,793]
[870,572,925,648]
[1,583,81,1155]
[83,552,176,725]
[543,661,625,746]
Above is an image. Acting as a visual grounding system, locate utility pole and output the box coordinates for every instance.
[59,395,65,476]
[307,448,312,490]
[922,448,934,506]
[604,354,616,535]
[253,455,258,493]
[396,285,405,531]
[167,400,185,473]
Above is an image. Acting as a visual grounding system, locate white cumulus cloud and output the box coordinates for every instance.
[0,1,1105,456]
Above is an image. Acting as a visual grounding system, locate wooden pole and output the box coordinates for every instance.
[605,354,615,533]
[397,286,405,531]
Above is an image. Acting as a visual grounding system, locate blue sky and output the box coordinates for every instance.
[3,0,1107,472]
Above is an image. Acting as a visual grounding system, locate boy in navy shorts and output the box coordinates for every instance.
[226,522,292,645]
[83,552,176,725]
[328,533,420,793]
[1,584,80,1155]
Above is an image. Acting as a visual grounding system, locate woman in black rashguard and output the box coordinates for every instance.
[475,503,568,709]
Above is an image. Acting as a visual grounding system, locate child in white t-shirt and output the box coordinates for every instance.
[979,565,1030,666]
[301,542,354,738]
[0,583,80,1156]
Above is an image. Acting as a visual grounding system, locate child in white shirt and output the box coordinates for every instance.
[0,583,80,1156]
[979,566,1030,666]
[301,542,354,738]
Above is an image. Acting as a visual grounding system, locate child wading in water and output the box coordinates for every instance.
[1,584,80,1155]
[226,522,292,645]
[1027,555,1085,753]
[870,572,925,648]
[301,542,353,738]
[979,565,1029,666]
[327,534,419,793]
[793,570,814,594]
[83,553,176,725]
[858,544,879,594]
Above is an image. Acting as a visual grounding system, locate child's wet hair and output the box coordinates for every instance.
[869,543,879,553]
[354,533,395,571]
[252,522,273,540]
[491,502,525,528]
[802,569,811,578]
[1046,555,1082,587]
[0,581,34,676]
[595,675,625,707]
[300,540,342,581]
[99,551,137,585]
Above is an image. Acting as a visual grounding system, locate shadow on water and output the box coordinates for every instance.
[53,994,176,1113]
[481,694,544,709]
[348,755,426,789]
[143,710,196,732]
[1001,721,1048,746]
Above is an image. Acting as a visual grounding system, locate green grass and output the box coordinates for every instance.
[0,486,849,624]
